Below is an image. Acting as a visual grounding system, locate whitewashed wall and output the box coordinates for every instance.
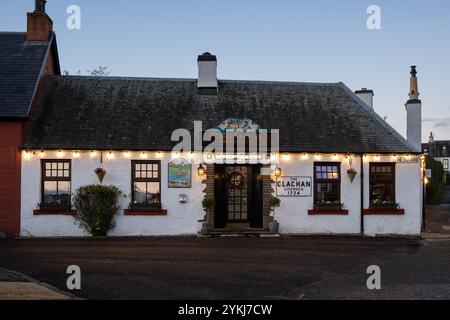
[363,155,423,236]
[21,152,423,237]
[21,151,205,237]
[275,155,362,235]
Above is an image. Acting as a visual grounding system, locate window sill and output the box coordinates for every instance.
[364,208,405,215]
[124,209,168,216]
[33,209,77,216]
[308,209,349,215]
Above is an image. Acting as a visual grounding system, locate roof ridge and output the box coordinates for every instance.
[337,82,417,153]
[49,75,341,87]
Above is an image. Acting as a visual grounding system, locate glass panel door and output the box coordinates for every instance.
[226,166,249,222]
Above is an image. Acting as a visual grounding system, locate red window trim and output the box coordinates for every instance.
[364,208,405,216]
[124,209,168,216]
[308,209,349,216]
[33,209,77,216]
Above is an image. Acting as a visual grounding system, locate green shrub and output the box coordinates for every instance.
[202,197,215,210]
[73,185,122,236]
[426,156,445,205]
[269,196,281,208]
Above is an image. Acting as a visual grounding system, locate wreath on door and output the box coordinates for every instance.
[227,170,246,189]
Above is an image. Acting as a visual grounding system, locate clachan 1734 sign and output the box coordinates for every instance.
[276,177,312,197]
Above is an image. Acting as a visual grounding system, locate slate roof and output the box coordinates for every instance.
[0,32,58,119]
[423,141,450,158]
[23,76,417,153]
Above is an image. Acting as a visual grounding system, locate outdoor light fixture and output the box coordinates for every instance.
[90,151,98,158]
[197,164,206,176]
[315,154,321,160]
[140,152,148,159]
[179,194,188,203]
[57,150,65,158]
[107,152,114,160]
[302,153,308,160]
[38,150,45,158]
[274,166,282,177]
[73,151,81,158]
[156,151,162,158]
[24,151,31,160]
[123,151,131,158]
[283,153,289,161]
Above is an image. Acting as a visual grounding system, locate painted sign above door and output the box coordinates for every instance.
[276,177,312,197]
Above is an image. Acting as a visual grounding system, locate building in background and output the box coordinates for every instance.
[423,133,450,184]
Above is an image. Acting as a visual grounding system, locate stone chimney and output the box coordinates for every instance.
[27,0,53,42]
[405,66,422,152]
[197,52,218,95]
[355,88,374,109]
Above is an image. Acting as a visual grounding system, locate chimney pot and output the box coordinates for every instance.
[406,66,422,151]
[26,0,52,42]
[355,88,374,109]
[197,52,218,95]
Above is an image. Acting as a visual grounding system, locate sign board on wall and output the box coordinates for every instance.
[168,158,192,188]
[276,177,312,197]
[395,156,420,163]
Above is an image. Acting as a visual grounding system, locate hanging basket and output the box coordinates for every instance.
[95,167,106,183]
[347,168,357,183]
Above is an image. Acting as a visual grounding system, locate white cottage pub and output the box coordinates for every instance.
[0,3,425,238]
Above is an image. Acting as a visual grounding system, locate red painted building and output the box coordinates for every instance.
[0,1,60,236]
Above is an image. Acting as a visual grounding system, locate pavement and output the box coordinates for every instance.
[0,267,73,300]
[0,235,450,300]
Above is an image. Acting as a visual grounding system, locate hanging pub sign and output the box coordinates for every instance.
[276,177,312,197]
[168,158,192,188]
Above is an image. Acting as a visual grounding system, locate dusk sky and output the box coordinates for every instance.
[1,0,449,142]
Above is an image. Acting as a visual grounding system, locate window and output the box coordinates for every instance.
[41,159,71,209]
[314,163,341,206]
[369,163,396,207]
[443,159,449,170]
[131,160,161,210]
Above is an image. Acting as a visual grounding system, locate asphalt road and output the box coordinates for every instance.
[1,236,450,300]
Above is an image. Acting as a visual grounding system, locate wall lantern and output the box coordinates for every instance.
[197,164,206,176]
[274,166,282,177]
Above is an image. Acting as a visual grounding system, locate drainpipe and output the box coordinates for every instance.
[360,154,365,235]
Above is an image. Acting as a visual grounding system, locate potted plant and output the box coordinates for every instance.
[370,199,400,211]
[347,168,357,183]
[269,196,281,233]
[314,200,344,211]
[201,197,215,232]
[95,167,107,183]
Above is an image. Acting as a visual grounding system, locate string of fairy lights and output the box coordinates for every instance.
[21,150,427,183]
[22,149,423,163]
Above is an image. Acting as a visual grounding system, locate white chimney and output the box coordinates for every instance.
[405,66,422,152]
[197,52,218,95]
[355,88,374,109]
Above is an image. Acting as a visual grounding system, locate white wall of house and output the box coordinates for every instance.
[275,154,423,236]
[275,155,362,235]
[21,151,205,237]
[435,157,450,173]
[363,155,423,236]
[21,152,423,237]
